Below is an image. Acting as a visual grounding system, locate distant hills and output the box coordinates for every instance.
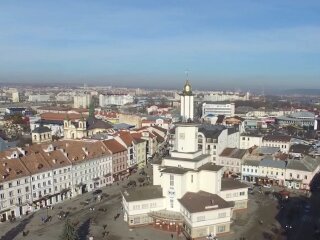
[282,89,320,95]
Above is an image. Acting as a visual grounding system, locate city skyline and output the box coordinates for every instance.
[0,0,320,89]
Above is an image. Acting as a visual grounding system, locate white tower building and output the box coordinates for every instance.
[179,80,194,122]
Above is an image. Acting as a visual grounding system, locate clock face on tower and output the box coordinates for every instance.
[185,85,190,92]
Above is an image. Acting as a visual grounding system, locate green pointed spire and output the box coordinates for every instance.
[89,102,95,118]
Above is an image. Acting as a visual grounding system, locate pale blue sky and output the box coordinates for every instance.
[0,0,320,90]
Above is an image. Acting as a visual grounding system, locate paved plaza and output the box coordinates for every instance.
[0,164,315,240]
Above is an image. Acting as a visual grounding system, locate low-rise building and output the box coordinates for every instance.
[103,139,128,182]
[218,148,247,174]
[0,157,31,221]
[262,135,292,153]
[20,152,54,209]
[285,156,320,190]
[32,126,52,144]
[239,133,263,149]
[259,159,286,186]
[122,123,248,239]
[141,117,171,130]
[276,111,315,129]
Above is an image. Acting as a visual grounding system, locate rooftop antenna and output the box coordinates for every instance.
[185,68,190,81]
[84,83,88,94]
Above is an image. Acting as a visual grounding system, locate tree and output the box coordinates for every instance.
[60,219,79,240]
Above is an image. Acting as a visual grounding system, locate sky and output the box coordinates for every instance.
[0,0,320,91]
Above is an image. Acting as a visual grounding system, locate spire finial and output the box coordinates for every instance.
[185,68,190,81]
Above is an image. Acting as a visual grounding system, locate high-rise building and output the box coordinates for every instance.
[99,94,134,106]
[315,115,320,131]
[73,94,91,108]
[202,102,235,117]
[12,91,20,103]
[179,80,194,122]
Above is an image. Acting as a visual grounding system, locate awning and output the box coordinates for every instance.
[33,195,51,203]
[279,190,290,197]
[60,188,70,194]
[0,209,10,214]
[148,210,184,222]
[129,165,138,170]
[76,182,84,188]
[286,178,303,183]
[104,173,112,178]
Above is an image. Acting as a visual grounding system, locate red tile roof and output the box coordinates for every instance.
[103,139,127,154]
[41,112,87,121]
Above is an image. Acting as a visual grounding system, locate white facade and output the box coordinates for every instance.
[203,92,250,102]
[30,170,54,205]
[73,94,92,108]
[12,92,20,103]
[56,94,73,102]
[99,94,134,106]
[315,115,320,130]
[174,125,198,153]
[31,121,64,138]
[123,123,248,238]
[0,141,114,222]
[141,118,171,130]
[262,139,291,153]
[123,196,165,226]
[0,174,31,221]
[241,159,286,186]
[202,103,235,117]
[180,81,194,122]
[240,135,263,149]
[72,155,113,195]
[198,127,229,163]
[28,94,51,102]
[180,95,194,122]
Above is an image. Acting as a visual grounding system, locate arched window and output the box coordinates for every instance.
[34,134,37,140]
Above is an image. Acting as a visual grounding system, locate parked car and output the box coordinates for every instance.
[92,189,102,195]
[264,184,272,188]
[304,204,311,212]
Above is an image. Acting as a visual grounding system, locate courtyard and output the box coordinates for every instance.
[0,164,318,240]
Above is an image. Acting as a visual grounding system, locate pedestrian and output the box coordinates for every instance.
[171,233,173,238]
[103,224,107,230]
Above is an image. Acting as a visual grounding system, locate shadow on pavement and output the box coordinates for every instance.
[77,218,91,240]
[0,214,34,240]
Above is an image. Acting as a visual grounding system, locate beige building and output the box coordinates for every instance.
[63,116,113,139]
[32,126,52,144]
[218,148,247,174]
[119,113,142,128]
[134,138,147,169]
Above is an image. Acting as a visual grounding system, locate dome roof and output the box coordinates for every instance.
[182,80,193,95]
